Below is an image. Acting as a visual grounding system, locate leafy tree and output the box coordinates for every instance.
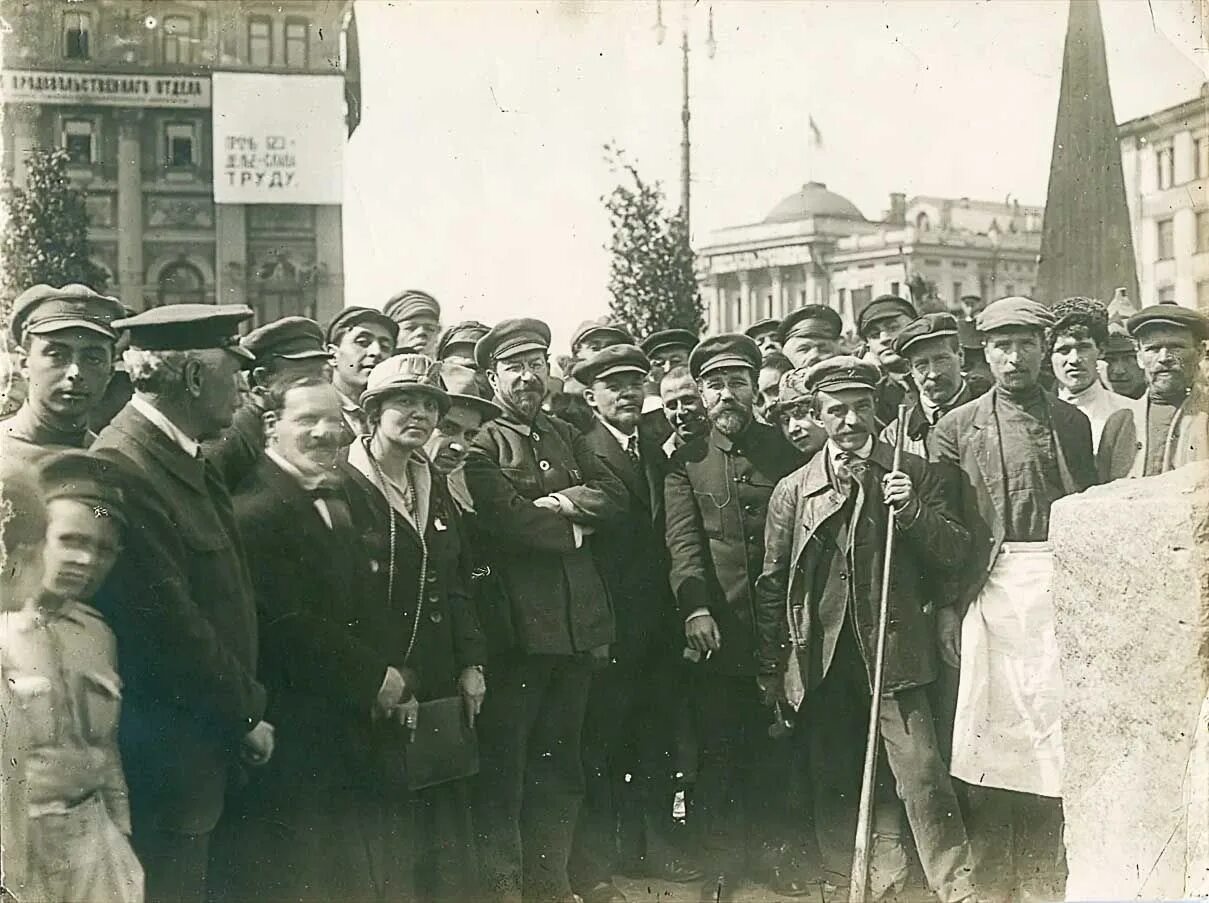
[603,144,702,341]
[1,148,109,322]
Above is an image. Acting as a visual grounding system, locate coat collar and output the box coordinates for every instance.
[107,403,207,494]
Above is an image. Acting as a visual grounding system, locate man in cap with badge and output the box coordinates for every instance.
[326,306,399,438]
[779,305,842,370]
[568,345,699,901]
[383,289,442,355]
[1097,303,1209,480]
[0,284,125,469]
[930,296,1097,902]
[744,318,783,356]
[755,356,978,903]
[436,320,491,369]
[90,304,274,903]
[663,334,809,900]
[857,294,919,429]
[463,318,627,903]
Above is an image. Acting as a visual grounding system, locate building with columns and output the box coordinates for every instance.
[1,0,358,325]
[1120,83,1209,311]
[697,182,1043,336]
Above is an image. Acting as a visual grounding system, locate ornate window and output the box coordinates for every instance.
[63,119,95,165]
[916,212,931,232]
[157,261,205,306]
[63,11,91,60]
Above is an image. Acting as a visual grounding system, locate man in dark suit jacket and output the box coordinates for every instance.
[663,335,808,901]
[567,346,698,903]
[464,318,628,903]
[91,305,272,903]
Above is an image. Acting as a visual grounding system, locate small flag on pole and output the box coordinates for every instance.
[808,115,824,150]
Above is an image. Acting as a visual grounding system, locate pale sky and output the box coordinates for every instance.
[342,0,1207,351]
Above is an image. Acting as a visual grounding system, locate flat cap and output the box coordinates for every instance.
[37,450,126,526]
[1102,324,1137,354]
[360,354,450,414]
[441,361,501,421]
[689,333,761,379]
[571,318,633,351]
[857,295,918,337]
[779,306,842,343]
[475,317,552,370]
[893,313,960,357]
[1127,304,1209,341]
[10,283,126,345]
[324,306,399,347]
[975,296,1055,333]
[641,328,698,357]
[744,318,781,340]
[115,304,255,363]
[436,320,490,360]
[383,289,440,324]
[241,316,329,363]
[777,367,813,408]
[803,355,880,395]
[572,344,651,385]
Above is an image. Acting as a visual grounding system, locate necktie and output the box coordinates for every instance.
[834,451,868,488]
[625,434,641,468]
[312,485,354,533]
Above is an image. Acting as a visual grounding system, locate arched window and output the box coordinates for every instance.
[157,261,205,306]
[916,212,931,232]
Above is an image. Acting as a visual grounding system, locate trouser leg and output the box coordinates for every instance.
[521,654,593,902]
[1012,793,1065,902]
[879,686,975,902]
[692,671,755,876]
[133,824,209,903]
[963,785,1016,903]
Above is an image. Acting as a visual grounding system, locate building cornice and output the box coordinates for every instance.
[1118,90,1209,139]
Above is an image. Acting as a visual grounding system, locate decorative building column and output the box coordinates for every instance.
[9,104,41,190]
[116,111,145,310]
[314,205,344,324]
[215,204,248,308]
[738,270,753,331]
[771,268,784,319]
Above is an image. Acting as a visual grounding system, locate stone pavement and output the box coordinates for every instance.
[615,875,937,903]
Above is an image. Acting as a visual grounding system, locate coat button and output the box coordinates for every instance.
[426,572,438,585]
[531,432,540,443]
[429,609,443,624]
[369,560,380,573]
[428,593,439,605]
[539,460,551,471]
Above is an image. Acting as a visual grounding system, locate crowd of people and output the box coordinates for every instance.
[1,280,1206,903]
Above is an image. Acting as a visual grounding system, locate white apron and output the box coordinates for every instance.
[950,542,1064,797]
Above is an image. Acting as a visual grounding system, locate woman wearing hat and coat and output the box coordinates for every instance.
[339,354,488,901]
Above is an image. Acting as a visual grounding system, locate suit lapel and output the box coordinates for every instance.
[591,421,649,510]
[114,405,208,496]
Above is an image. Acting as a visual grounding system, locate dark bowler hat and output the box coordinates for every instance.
[803,355,880,395]
[9,283,127,345]
[1127,304,1209,342]
[571,318,633,351]
[572,344,651,385]
[115,304,255,365]
[441,362,501,421]
[360,354,450,414]
[778,306,842,343]
[324,306,399,347]
[37,450,126,526]
[383,289,440,323]
[975,296,1054,333]
[241,316,329,363]
[744,318,781,340]
[475,317,552,370]
[857,295,918,337]
[688,333,761,379]
[641,328,698,358]
[893,313,960,357]
[436,320,490,360]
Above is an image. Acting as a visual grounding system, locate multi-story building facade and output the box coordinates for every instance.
[1,0,358,325]
[1120,83,1209,311]
[697,183,1042,335]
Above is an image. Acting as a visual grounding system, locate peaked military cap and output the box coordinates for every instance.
[10,283,126,345]
[689,333,761,379]
[744,318,781,340]
[37,450,127,526]
[241,316,329,362]
[572,343,651,385]
[440,361,501,421]
[802,355,880,395]
[641,328,698,358]
[857,295,918,337]
[893,313,960,357]
[436,320,490,360]
[360,354,450,414]
[115,304,255,364]
[383,289,441,324]
[474,317,552,370]
[778,306,842,343]
[1126,304,1209,342]
[571,318,633,351]
[324,306,399,347]
[975,296,1054,333]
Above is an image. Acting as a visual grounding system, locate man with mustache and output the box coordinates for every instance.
[0,284,125,468]
[930,297,1097,903]
[663,335,809,901]
[464,318,627,903]
[1098,304,1209,480]
[1046,298,1131,454]
[778,306,842,370]
[326,307,399,438]
[383,289,442,356]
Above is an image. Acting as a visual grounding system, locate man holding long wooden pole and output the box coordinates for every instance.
[756,357,979,903]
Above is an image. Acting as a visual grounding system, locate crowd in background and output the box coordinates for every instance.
[1,281,1206,903]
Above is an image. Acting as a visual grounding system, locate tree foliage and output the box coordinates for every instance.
[1,148,109,321]
[603,144,703,341]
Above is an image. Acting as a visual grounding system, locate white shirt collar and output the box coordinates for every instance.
[919,381,966,423]
[131,395,200,458]
[596,415,638,452]
[265,446,331,492]
[1059,379,1104,405]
